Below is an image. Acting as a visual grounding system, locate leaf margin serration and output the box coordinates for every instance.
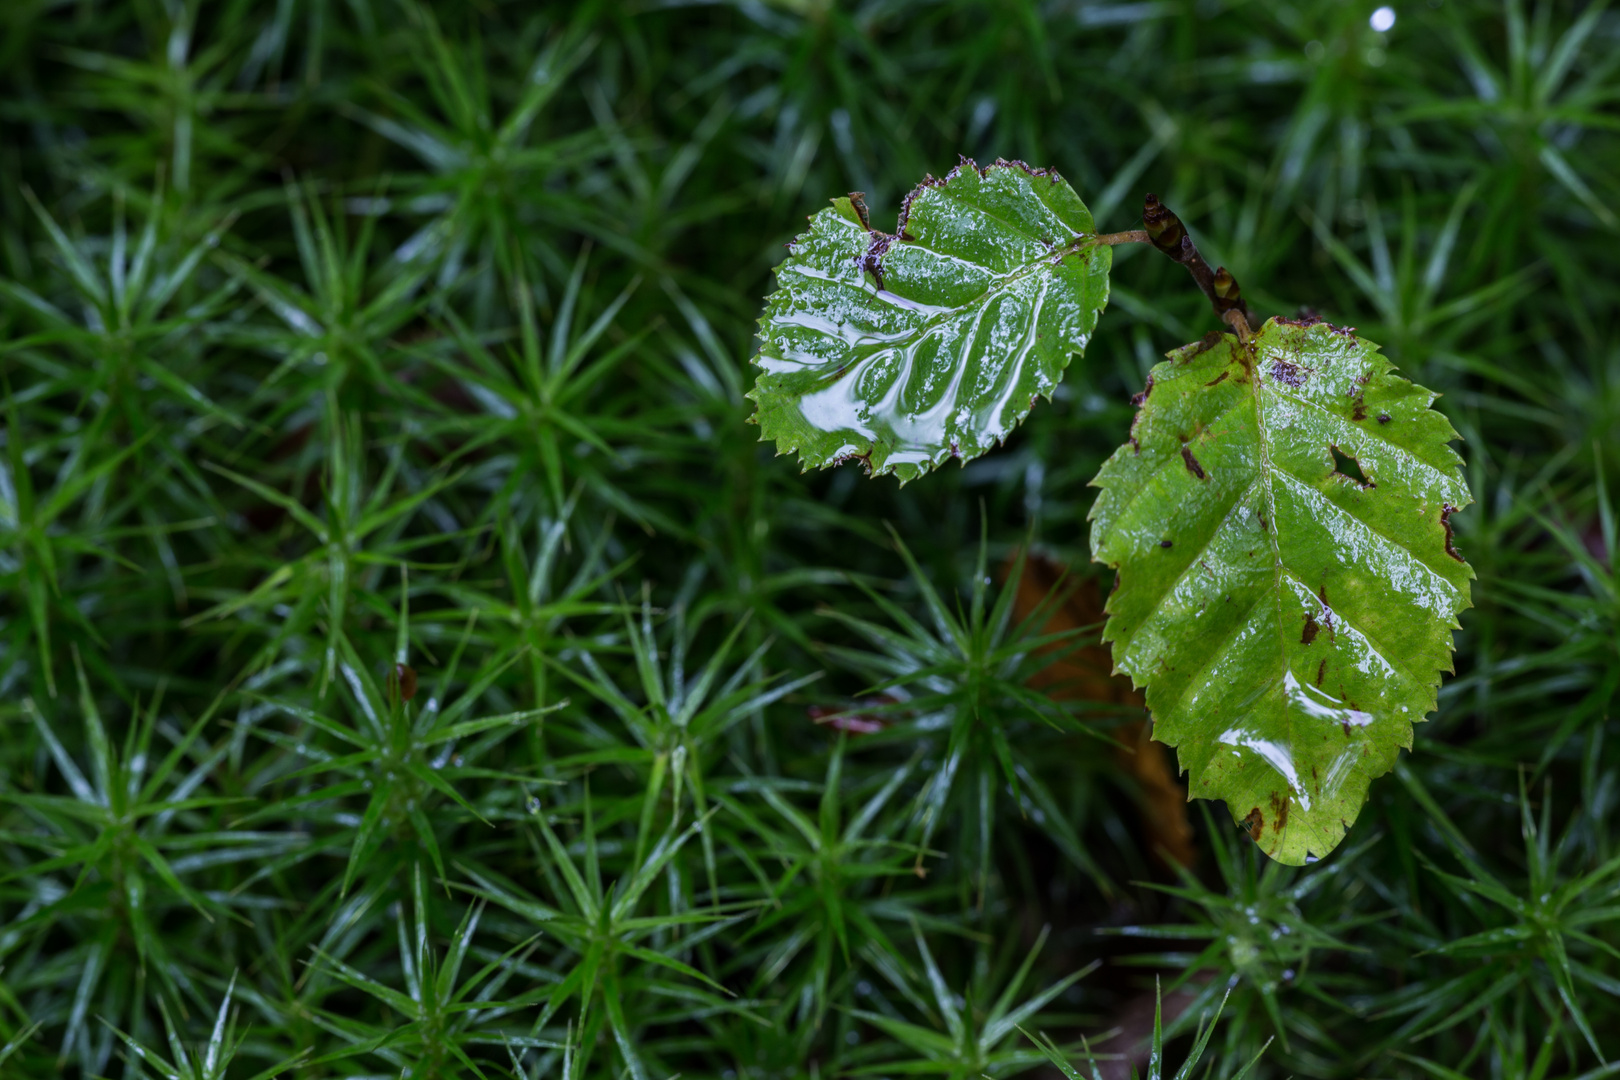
[746,157,1112,484]
[1087,317,1475,865]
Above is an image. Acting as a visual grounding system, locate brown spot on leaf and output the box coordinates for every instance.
[1242,806,1264,841]
[1269,359,1306,388]
[1181,444,1207,480]
[1185,331,1226,360]
[858,232,897,290]
[848,191,871,230]
[1377,413,1391,424]
[896,173,949,237]
[991,156,1063,182]
[1302,613,1320,646]
[1277,313,1356,338]
[1269,791,1290,834]
[1131,373,1155,406]
[1441,505,1465,561]
[1313,586,1336,641]
[1316,658,1327,687]
[832,449,874,474]
[1160,539,1173,549]
[1205,370,1230,387]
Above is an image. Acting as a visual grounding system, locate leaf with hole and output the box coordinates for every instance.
[1087,319,1473,864]
[748,158,1112,482]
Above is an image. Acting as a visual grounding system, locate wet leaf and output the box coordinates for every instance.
[748,158,1112,482]
[1088,319,1474,864]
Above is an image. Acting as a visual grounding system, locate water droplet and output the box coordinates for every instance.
[527,797,541,813]
[363,780,373,790]
[1369,6,1395,31]
[452,754,464,767]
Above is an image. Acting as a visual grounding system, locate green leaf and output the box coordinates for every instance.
[1088,318,1474,864]
[749,158,1112,482]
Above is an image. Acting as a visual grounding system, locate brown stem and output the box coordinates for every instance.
[1142,194,1261,332]
[1094,229,1150,246]
[1221,308,1253,343]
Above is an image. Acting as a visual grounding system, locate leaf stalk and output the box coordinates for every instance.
[1094,229,1150,246]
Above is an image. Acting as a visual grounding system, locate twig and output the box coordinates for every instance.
[1141,194,1261,334]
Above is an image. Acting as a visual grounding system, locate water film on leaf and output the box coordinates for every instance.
[748,158,1112,482]
[1088,319,1474,864]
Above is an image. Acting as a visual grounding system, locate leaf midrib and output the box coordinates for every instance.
[1119,373,1462,662]
[1253,354,1297,814]
[783,214,1096,384]
[1127,376,1424,777]
[866,236,1094,347]
[929,175,1083,254]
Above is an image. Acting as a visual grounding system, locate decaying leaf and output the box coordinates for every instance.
[1089,319,1473,864]
[1006,551,1196,869]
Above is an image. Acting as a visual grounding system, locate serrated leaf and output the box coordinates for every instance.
[1088,319,1474,864]
[749,158,1112,482]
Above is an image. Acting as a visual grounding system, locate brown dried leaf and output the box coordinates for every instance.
[1006,551,1196,869]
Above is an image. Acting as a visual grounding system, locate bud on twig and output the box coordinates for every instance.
[1142,194,1260,334]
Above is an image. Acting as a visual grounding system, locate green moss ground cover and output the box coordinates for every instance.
[1,1,1617,1076]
